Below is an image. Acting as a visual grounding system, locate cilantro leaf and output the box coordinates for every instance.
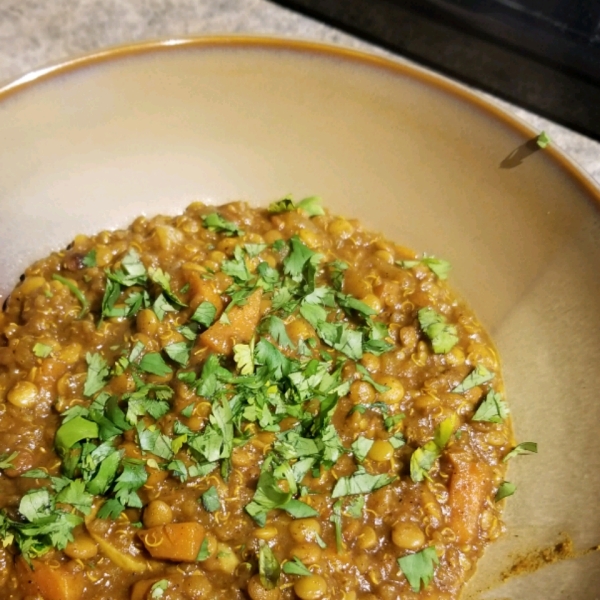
[101,278,124,319]
[196,537,211,561]
[33,342,52,358]
[417,308,458,354]
[153,293,177,321]
[52,274,89,318]
[409,441,439,483]
[269,196,324,217]
[351,436,374,463]
[150,579,169,599]
[297,196,325,217]
[331,466,395,498]
[136,423,174,461]
[503,442,538,462]
[233,341,255,375]
[329,499,344,552]
[282,556,312,576]
[398,546,439,592]
[245,243,267,257]
[537,131,551,148]
[19,489,53,522]
[113,458,148,509]
[398,256,451,280]
[410,415,458,483]
[83,353,110,397]
[55,480,93,515]
[355,364,389,393]
[149,268,187,309]
[97,499,125,519]
[472,391,509,423]
[269,197,296,213]
[259,540,280,590]
[346,495,365,519]
[55,416,99,452]
[452,364,495,393]
[164,342,190,367]
[201,486,221,512]
[283,236,321,283]
[202,213,243,236]
[495,481,516,501]
[0,451,19,470]
[107,249,147,287]
[335,292,377,317]
[82,249,97,268]
[139,353,172,377]
[265,315,295,350]
[316,321,363,361]
[191,301,217,328]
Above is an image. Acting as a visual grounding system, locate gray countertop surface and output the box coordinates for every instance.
[1,0,599,185]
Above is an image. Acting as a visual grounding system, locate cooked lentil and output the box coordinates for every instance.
[0,199,515,600]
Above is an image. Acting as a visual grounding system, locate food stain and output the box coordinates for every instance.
[501,535,600,580]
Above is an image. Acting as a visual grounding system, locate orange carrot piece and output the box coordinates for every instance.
[199,289,262,355]
[188,274,224,316]
[138,522,205,562]
[16,557,85,600]
[448,461,492,546]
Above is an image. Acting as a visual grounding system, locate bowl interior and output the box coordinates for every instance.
[1,38,599,598]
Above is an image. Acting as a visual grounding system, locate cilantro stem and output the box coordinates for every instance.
[52,274,89,318]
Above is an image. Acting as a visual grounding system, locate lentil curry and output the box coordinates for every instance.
[0,199,524,600]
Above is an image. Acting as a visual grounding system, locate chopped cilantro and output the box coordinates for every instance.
[397,256,451,280]
[472,391,509,423]
[150,579,168,599]
[329,499,344,552]
[503,442,538,462]
[282,556,312,576]
[495,481,516,501]
[537,131,551,148]
[0,451,18,470]
[345,495,365,519]
[201,486,221,512]
[410,415,458,483]
[265,315,295,349]
[83,353,110,397]
[417,307,458,354]
[139,353,172,377]
[331,466,395,498]
[268,195,324,217]
[82,249,97,268]
[191,301,217,327]
[164,342,190,367]
[52,274,89,318]
[201,213,244,236]
[233,340,255,375]
[196,537,211,561]
[153,293,177,321]
[351,436,373,463]
[398,546,439,592]
[259,540,280,590]
[33,342,52,358]
[148,268,187,309]
[452,364,495,393]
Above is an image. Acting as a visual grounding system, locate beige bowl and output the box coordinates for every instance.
[1,37,599,598]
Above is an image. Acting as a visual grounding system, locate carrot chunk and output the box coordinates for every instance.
[138,522,205,562]
[448,460,492,545]
[199,289,262,355]
[16,557,85,600]
[188,274,224,316]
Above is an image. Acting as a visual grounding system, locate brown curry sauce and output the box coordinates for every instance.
[0,201,514,600]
